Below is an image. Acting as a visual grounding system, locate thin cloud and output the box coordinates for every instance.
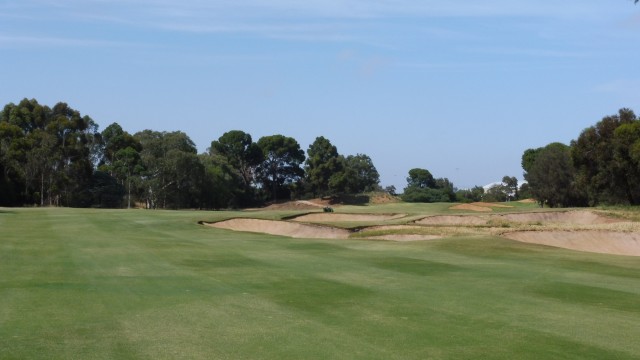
[0,34,138,48]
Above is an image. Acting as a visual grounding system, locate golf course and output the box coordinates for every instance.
[2,202,640,359]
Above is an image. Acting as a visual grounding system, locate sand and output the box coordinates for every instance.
[205,218,350,239]
[503,231,640,257]
[415,215,487,226]
[497,211,621,225]
[364,234,443,242]
[291,213,406,222]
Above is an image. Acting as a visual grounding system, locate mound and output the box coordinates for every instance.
[450,204,493,212]
[364,225,424,232]
[498,211,619,225]
[517,198,537,204]
[503,231,640,256]
[415,215,487,226]
[259,200,328,211]
[292,213,406,223]
[369,192,401,204]
[365,234,442,242]
[206,218,350,239]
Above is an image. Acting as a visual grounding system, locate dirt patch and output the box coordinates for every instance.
[503,231,640,256]
[292,213,406,223]
[449,204,494,212]
[364,234,443,242]
[369,192,401,204]
[364,225,424,232]
[205,218,350,239]
[497,211,620,225]
[517,198,537,204]
[415,215,487,226]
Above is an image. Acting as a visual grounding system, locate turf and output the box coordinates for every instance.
[1,207,640,359]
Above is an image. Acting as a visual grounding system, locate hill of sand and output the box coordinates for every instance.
[497,211,620,225]
[205,218,350,239]
[291,213,406,222]
[503,231,640,257]
[415,215,487,226]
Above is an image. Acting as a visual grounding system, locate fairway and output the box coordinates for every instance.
[2,207,640,359]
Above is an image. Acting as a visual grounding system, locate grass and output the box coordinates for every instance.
[1,206,640,359]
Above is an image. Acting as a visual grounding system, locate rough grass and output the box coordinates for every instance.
[1,207,640,359]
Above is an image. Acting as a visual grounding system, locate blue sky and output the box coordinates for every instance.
[1,1,639,190]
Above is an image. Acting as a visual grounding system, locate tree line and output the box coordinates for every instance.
[0,99,380,208]
[522,108,640,207]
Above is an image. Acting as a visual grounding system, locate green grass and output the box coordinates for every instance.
[1,207,640,359]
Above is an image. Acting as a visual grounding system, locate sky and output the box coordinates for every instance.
[1,1,639,191]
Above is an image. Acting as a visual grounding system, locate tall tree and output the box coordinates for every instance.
[402,168,455,203]
[135,130,202,209]
[256,135,305,201]
[304,136,343,197]
[0,99,98,206]
[99,122,142,207]
[406,168,436,189]
[571,109,637,205]
[502,176,519,200]
[113,147,143,209]
[331,154,380,194]
[525,143,584,208]
[209,130,263,207]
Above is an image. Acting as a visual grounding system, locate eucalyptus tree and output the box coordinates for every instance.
[304,136,342,197]
[256,134,305,201]
[571,109,637,205]
[135,130,201,209]
[209,130,263,206]
[328,154,380,195]
[525,142,584,208]
[99,123,143,207]
[0,99,98,206]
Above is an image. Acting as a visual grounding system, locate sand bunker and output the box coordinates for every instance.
[252,200,329,211]
[364,234,442,242]
[206,218,350,239]
[503,231,640,256]
[364,225,423,232]
[416,215,487,226]
[292,213,406,223]
[415,211,619,227]
[497,211,620,225]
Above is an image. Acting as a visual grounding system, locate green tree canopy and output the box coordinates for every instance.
[571,109,638,205]
[402,168,455,203]
[256,135,305,201]
[327,154,380,195]
[209,130,263,207]
[406,168,436,189]
[304,136,343,197]
[524,142,584,208]
[0,99,98,206]
[135,130,204,209]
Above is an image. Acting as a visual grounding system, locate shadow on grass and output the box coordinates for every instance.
[256,278,373,312]
[531,282,640,313]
